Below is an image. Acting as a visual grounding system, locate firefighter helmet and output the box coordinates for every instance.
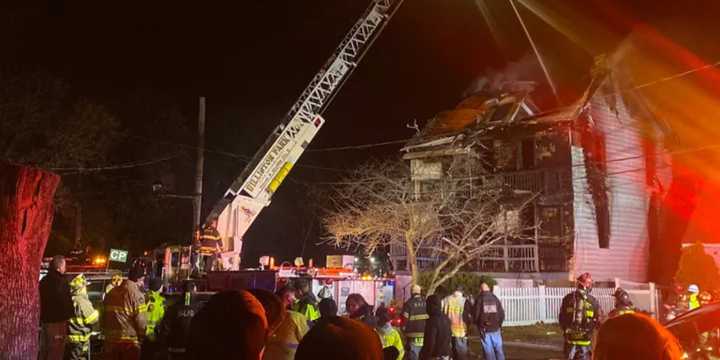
[613,288,633,307]
[70,274,88,292]
[577,272,593,290]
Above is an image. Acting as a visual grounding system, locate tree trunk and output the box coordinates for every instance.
[405,236,419,287]
[0,163,60,358]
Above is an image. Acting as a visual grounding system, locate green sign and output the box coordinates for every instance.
[109,248,129,263]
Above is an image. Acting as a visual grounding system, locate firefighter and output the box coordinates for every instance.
[688,284,701,310]
[141,278,166,360]
[375,307,404,360]
[105,273,123,298]
[158,281,199,360]
[194,219,223,274]
[559,273,601,360]
[608,288,635,319]
[67,274,99,360]
[402,285,428,360]
[103,267,147,360]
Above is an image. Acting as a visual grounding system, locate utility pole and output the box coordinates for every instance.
[193,97,205,230]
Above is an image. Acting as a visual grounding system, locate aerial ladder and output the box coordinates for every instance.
[206,0,405,270]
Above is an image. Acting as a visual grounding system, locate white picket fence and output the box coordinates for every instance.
[495,286,616,326]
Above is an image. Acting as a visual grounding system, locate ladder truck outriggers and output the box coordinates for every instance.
[189,0,404,274]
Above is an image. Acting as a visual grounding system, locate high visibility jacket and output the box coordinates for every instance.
[558,289,601,346]
[264,310,309,360]
[145,290,166,341]
[103,280,147,344]
[293,296,320,323]
[441,294,468,338]
[68,292,99,344]
[377,324,404,360]
[402,295,428,340]
[689,294,700,310]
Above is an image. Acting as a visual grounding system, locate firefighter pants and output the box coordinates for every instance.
[564,343,591,360]
[104,342,141,360]
[40,321,68,360]
[65,341,89,360]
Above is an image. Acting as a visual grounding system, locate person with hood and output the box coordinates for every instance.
[419,294,451,360]
[103,266,147,360]
[346,293,377,327]
[402,285,428,360]
[375,307,404,360]
[67,274,100,360]
[442,286,472,360]
[559,272,601,360]
[39,255,75,360]
[473,282,505,360]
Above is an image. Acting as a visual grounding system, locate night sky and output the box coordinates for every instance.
[3,0,719,264]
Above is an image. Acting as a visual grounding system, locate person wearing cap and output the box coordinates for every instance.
[103,266,147,360]
[402,285,428,360]
[318,298,338,319]
[688,284,701,310]
[67,274,100,360]
[141,278,166,360]
[158,281,199,360]
[558,272,601,360]
[608,288,635,319]
[375,307,404,360]
[441,286,471,360]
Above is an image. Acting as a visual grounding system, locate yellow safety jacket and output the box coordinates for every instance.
[689,294,700,310]
[145,290,166,341]
[377,325,404,360]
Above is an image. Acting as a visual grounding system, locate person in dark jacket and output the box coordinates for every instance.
[402,285,428,360]
[39,255,75,360]
[157,281,199,360]
[419,294,451,360]
[346,293,377,328]
[474,282,506,360]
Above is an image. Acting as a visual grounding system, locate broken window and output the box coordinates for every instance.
[521,138,535,170]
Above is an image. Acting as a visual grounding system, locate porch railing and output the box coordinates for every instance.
[480,168,571,194]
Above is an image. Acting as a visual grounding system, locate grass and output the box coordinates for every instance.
[502,323,564,346]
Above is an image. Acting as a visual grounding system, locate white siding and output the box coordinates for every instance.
[571,90,651,282]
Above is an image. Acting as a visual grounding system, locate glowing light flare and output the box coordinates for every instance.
[93,256,107,266]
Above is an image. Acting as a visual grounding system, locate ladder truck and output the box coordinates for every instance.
[207,0,404,270]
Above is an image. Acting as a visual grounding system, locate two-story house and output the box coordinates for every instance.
[393,71,669,283]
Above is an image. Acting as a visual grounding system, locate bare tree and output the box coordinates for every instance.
[322,159,534,295]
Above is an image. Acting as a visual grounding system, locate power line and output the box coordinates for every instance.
[49,154,181,174]
[307,139,409,152]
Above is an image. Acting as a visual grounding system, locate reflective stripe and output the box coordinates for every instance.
[68,333,91,343]
[405,332,424,338]
[570,340,591,346]
[411,337,424,346]
[85,310,99,324]
[409,314,429,321]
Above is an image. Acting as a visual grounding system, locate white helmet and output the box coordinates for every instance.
[688,284,700,293]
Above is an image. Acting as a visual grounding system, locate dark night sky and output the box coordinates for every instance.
[4,0,719,263]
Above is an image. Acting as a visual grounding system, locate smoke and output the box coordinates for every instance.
[464,53,543,97]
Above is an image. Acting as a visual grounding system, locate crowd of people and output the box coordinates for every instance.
[38,255,689,360]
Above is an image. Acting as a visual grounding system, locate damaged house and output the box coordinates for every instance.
[394,70,669,283]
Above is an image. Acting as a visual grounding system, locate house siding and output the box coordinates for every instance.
[571,90,651,282]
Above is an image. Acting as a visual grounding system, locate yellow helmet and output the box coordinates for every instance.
[111,273,122,285]
[70,274,88,292]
